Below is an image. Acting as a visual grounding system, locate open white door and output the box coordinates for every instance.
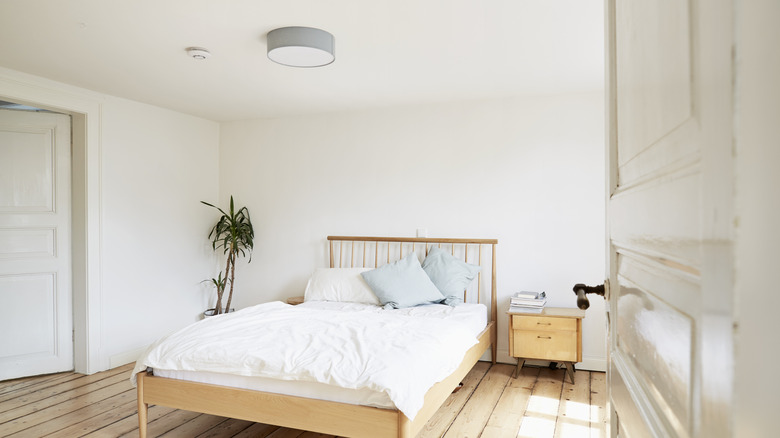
[0,109,72,380]
[606,1,733,437]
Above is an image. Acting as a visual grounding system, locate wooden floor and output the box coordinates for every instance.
[0,362,605,438]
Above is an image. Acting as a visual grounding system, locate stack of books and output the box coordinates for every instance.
[508,291,547,313]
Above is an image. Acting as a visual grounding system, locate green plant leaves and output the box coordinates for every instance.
[202,196,254,315]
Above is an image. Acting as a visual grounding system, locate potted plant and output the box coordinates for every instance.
[201,196,254,316]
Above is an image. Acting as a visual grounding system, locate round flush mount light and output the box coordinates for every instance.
[267,26,335,68]
[186,47,211,60]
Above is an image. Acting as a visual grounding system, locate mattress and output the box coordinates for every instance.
[141,300,487,416]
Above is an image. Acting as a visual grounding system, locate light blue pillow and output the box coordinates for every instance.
[422,246,482,306]
[360,253,445,309]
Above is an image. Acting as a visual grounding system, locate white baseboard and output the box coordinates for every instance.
[109,346,148,369]
[578,356,607,372]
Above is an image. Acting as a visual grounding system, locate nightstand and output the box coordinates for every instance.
[287,296,305,305]
[507,307,585,383]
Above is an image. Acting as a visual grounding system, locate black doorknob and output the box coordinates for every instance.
[572,283,605,310]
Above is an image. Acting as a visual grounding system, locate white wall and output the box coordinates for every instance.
[220,93,607,369]
[100,95,220,366]
[0,67,220,370]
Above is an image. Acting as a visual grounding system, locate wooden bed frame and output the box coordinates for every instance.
[136,236,498,438]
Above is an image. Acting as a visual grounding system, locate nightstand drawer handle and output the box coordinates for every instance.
[537,322,552,325]
[537,335,552,339]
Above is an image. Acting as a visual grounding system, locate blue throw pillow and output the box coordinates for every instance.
[421,246,482,306]
[360,253,445,309]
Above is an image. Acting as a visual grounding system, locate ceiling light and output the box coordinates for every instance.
[267,27,335,68]
[186,47,211,60]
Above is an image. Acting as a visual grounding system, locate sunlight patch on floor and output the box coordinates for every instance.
[562,399,591,421]
[516,394,604,438]
[557,422,592,437]
[525,394,560,414]
[516,416,557,437]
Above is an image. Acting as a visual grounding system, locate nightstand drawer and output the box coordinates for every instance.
[512,330,578,362]
[512,315,577,332]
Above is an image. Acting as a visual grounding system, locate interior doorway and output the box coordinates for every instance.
[0,90,100,376]
[0,106,73,379]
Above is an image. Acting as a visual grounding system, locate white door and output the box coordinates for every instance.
[0,109,72,380]
[606,1,733,437]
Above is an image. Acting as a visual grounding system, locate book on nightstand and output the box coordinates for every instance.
[508,305,544,314]
[508,291,547,313]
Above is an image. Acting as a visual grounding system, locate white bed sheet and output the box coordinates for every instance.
[133,300,487,420]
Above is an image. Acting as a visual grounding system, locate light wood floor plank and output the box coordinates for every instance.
[82,404,177,438]
[0,374,51,390]
[194,417,255,438]
[0,364,132,417]
[0,363,606,438]
[515,367,565,438]
[45,400,137,438]
[0,371,72,395]
[418,360,491,438]
[0,372,84,403]
[5,388,135,437]
[480,366,540,438]
[117,408,202,438]
[267,427,306,438]
[443,363,514,438]
[229,422,280,438]
[158,413,229,437]
[589,371,607,438]
[553,369,591,438]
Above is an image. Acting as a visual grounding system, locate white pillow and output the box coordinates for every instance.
[303,267,381,305]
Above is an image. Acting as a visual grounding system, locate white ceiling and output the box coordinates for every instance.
[0,0,604,122]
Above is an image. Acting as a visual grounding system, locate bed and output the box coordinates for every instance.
[134,236,498,438]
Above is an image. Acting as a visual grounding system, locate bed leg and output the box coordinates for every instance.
[137,372,148,438]
[398,412,411,438]
[491,325,497,364]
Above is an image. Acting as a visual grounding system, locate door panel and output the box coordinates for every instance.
[610,172,701,263]
[606,0,733,437]
[0,109,72,380]
[615,0,692,164]
[0,274,57,357]
[0,227,56,259]
[0,127,55,211]
[616,278,693,434]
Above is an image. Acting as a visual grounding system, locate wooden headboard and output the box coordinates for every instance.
[327,236,498,327]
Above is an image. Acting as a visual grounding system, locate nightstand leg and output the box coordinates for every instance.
[514,358,525,378]
[564,362,576,384]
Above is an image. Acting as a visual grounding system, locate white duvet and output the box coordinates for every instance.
[132,301,482,420]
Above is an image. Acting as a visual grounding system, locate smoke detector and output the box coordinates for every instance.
[186,47,211,60]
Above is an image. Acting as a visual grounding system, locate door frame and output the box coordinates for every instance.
[0,69,104,374]
[604,0,617,434]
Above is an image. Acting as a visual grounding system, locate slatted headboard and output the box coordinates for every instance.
[327,236,498,327]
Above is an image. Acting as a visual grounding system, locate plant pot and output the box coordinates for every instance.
[202,308,235,319]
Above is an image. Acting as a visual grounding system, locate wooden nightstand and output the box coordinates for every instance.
[287,296,305,305]
[507,307,585,383]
